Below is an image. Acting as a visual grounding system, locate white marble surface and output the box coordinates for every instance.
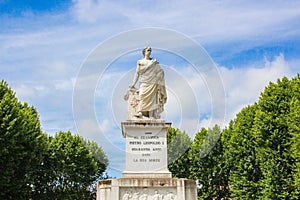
[122,121,171,178]
[97,178,197,200]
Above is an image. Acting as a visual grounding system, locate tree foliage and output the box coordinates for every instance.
[190,125,229,199]
[81,138,109,176]
[32,131,108,199]
[167,127,192,178]
[0,80,109,199]
[81,137,109,194]
[222,75,300,199]
[252,76,299,199]
[222,105,263,199]
[0,80,47,199]
[180,75,300,199]
[288,78,300,195]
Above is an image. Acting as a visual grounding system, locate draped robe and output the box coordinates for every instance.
[136,59,167,116]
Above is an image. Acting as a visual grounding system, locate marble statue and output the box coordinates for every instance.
[126,47,167,119]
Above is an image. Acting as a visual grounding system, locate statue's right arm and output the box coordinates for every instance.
[130,61,140,88]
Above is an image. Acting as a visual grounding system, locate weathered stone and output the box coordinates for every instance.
[97,178,197,200]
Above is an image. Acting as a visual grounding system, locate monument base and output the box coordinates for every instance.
[97,178,197,200]
[96,120,197,199]
[122,171,172,179]
[121,120,172,178]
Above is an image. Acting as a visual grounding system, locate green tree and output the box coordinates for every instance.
[0,80,47,199]
[81,138,109,194]
[167,127,192,178]
[189,125,229,199]
[222,105,263,199]
[253,76,299,199]
[288,76,300,196]
[32,131,108,199]
[220,75,300,199]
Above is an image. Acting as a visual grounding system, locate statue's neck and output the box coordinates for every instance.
[144,55,151,60]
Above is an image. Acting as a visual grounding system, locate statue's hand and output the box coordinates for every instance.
[124,90,129,100]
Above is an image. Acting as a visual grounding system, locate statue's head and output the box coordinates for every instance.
[142,47,152,56]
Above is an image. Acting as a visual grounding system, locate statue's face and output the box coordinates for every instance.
[144,47,151,56]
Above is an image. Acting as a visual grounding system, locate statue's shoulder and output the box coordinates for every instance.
[138,58,156,66]
[137,59,143,65]
[137,58,147,66]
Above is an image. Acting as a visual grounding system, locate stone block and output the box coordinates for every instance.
[97,178,197,200]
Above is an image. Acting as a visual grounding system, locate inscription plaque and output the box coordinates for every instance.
[122,121,171,178]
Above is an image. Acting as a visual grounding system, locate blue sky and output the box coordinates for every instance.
[0,0,69,13]
[1,0,300,177]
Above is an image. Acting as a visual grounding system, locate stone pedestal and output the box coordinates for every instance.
[97,178,197,200]
[97,120,197,200]
[121,120,172,179]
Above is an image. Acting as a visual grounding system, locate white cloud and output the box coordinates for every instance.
[69,0,300,43]
[54,78,75,91]
[71,0,98,23]
[98,118,110,133]
[157,53,295,131]
[218,53,292,126]
[183,53,296,131]
[13,84,36,99]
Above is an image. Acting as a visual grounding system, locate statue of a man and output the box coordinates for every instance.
[128,47,167,119]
